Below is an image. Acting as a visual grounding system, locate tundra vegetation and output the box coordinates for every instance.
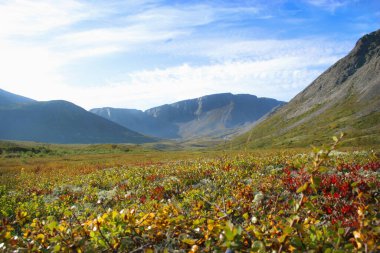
[0,136,379,252]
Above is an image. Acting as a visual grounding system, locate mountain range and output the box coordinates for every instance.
[0,89,156,144]
[0,89,283,144]
[91,93,285,139]
[232,29,380,148]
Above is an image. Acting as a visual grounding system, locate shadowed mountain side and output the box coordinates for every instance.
[0,88,36,107]
[91,93,285,139]
[0,100,157,144]
[232,29,380,148]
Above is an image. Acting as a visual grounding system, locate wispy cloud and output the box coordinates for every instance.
[52,3,248,60]
[97,41,346,109]
[45,43,347,110]
[153,37,351,62]
[305,0,349,12]
[0,0,91,38]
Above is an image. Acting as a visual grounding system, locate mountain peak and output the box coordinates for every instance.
[354,29,380,53]
[337,29,380,85]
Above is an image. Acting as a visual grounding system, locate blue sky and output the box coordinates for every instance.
[0,0,379,110]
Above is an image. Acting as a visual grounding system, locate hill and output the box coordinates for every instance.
[91,93,285,139]
[232,29,380,148]
[0,91,156,144]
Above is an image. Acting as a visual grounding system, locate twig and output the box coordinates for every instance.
[198,195,229,217]
[129,243,151,253]
[98,225,117,253]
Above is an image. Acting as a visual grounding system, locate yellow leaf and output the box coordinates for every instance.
[182,238,196,245]
[36,234,45,241]
[353,231,362,239]
[5,232,11,239]
[23,231,31,238]
[288,245,296,252]
[296,182,309,193]
[278,234,287,243]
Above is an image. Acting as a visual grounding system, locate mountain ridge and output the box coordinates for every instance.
[91,93,285,139]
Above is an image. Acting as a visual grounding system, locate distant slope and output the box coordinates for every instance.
[91,93,285,139]
[0,99,156,144]
[232,29,380,148]
[0,88,35,107]
[90,108,179,138]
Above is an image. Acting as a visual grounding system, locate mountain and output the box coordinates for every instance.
[232,29,380,148]
[0,90,156,144]
[91,93,285,139]
[90,108,179,139]
[0,88,36,107]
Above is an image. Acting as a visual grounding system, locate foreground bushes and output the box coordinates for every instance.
[0,141,379,252]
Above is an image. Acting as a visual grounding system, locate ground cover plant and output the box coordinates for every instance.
[0,136,379,252]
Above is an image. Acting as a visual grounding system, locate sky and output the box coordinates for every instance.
[0,0,379,110]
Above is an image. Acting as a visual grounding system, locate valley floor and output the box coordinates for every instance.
[0,141,379,252]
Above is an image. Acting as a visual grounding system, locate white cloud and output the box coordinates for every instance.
[0,30,351,110]
[0,0,357,111]
[119,57,331,107]
[50,51,342,110]
[65,35,350,110]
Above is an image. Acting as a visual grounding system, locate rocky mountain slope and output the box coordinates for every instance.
[91,93,285,139]
[232,29,380,148]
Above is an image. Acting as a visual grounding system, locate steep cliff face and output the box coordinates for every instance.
[92,93,285,139]
[232,29,380,148]
[90,107,180,139]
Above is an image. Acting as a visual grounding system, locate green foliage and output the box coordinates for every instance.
[0,140,140,158]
